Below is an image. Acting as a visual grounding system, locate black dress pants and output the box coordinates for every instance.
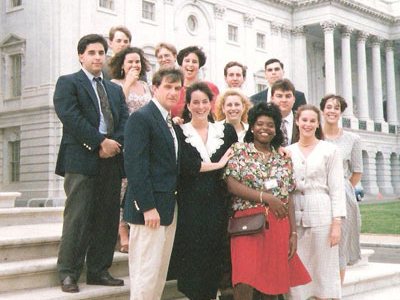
[57,157,121,281]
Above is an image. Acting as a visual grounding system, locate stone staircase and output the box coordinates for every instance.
[0,206,185,300]
[0,205,399,299]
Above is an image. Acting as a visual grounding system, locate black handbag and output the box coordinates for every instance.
[227,208,269,237]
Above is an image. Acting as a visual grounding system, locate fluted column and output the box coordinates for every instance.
[356,31,370,121]
[340,26,354,118]
[321,21,337,94]
[163,0,174,41]
[292,26,308,97]
[270,22,281,58]
[385,40,398,125]
[213,4,226,84]
[371,36,385,123]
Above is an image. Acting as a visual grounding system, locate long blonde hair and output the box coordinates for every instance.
[214,89,252,123]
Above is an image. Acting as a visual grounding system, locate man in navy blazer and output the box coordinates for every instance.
[123,68,183,300]
[250,58,306,112]
[54,34,128,293]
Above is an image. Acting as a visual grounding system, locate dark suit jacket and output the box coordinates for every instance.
[123,101,180,226]
[250,88,307,112]
[53,69,129,177]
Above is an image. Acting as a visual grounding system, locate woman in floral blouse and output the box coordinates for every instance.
[225,102,311,300]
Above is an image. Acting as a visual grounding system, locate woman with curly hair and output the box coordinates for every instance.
[108,47,152,253]
[225,102,311,300]
[214,89,252,142]
[171,45,219,118]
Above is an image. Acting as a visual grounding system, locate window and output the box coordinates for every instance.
[11,0,22,7]
[10,54,22,97]
[228,25,238,43]
[256,84,267,93]
[257,33,265,49]
[9,141,20,182]
[187,15,198,33]
[142,1,155,21]
[99,0,114,10]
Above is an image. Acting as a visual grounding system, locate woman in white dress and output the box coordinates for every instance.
[214,89,252,142]
[109,47,152,253]
[287,104,346,300]
[320,94,363,284]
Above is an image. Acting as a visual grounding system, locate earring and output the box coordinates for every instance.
[121,69,125,77]
[251,130,254,133]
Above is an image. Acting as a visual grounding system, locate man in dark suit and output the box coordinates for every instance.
[271,79,300,146]
[250,58,306,112]
[123,68,184,300]
[54,34,129,293]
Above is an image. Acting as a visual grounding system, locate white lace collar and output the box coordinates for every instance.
[180,122,225,163]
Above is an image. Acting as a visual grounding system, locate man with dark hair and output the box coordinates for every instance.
[54,33,128,293]
[224,61,247,89]
[108,25,132,55]
[271,79,299,146]
[123,68,184,299]
[251,58,306,111]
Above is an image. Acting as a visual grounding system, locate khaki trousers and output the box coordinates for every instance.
[128,206,177,300]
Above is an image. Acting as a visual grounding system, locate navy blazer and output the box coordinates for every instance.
[123,101,180,226]
[54,69,129,177]
[250,88,307,112]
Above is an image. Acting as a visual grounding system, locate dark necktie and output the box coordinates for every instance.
[281,119,288,146]
[94,77,114,136]
[166,113,178,160]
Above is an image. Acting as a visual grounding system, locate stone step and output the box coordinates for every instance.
[0,277,185,300]
[0,253,129,293]
[343,284,400,299]
[0,207,63,226]
[0,223,62,262]
[348,248,374,268]
[342,262,400,297]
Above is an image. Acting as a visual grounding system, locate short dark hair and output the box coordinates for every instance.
[320,94,348,113]
[224,61,247,78]
[271,79,295,96]
[295,104,324,140]
[77,34,108,54]
[244,102,284,149]
[155,42,177,56]
[108,47,150,80]
[177,46,206,68]
[109,25,132,42]
[264,58,284,70]
[182,82,214,123]
[152,68,184,88]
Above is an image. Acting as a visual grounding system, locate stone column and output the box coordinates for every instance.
[321,21,337,94]
[356,31,371,124]
[340,26,354,117]
[361,150,379,197]
[376,151,395,196]
[371,36,385,125]
[213,4,226,84]
[292,26,308,98]
[243,13,255,93]
[163,0,174,41]
[281,25,292,79]
[385,40,398,125]
[270,22,281,58]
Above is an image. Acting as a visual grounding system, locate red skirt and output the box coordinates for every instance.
[231,206,311,295]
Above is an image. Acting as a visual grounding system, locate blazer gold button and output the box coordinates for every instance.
[242,225,247,230]
[174,191,178,195]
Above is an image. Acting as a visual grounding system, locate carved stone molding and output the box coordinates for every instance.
[292,26,307,37]
[370,35,384,46]
[340,25,353,37]
[164,0,174,5]
[385,40,394,51]
[243,13,255,28]
[320,21,337,33]
[357,31,369,43]
[270,22,281,35]
[214,4,226,20]
[281,25,291,37]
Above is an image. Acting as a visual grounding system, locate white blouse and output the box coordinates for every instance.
[287,140,346,227]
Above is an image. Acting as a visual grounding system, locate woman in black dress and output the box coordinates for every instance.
[171,82,238,300]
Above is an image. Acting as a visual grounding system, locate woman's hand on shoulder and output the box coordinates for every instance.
[172,117,184,125]
[218,148,234,168]
[278,146,291,159]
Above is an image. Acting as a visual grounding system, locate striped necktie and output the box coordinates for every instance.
[94,77,114,136]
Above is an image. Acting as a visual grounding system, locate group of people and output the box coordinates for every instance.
[53,25,363,300]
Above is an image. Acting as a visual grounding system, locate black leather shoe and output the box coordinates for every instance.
[61,276,79,293]
[87,272,124,286]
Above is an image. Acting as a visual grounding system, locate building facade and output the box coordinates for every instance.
[0,0,399,201]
